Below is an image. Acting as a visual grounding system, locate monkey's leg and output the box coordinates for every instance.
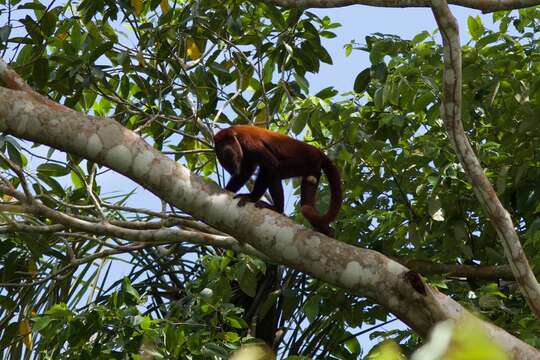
[225,163,255,193]
[234,168,270,207]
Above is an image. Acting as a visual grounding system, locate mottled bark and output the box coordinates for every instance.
[0,60,537,358]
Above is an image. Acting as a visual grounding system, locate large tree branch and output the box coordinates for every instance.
[0,60,537,358]
[430,0,540,320]
[263,0,540,12]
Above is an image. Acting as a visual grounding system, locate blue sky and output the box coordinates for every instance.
[309,4,492,93]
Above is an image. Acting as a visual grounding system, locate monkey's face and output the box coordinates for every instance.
[216,139,243,175]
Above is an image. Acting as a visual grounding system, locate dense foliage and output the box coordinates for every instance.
[0,0,538,358]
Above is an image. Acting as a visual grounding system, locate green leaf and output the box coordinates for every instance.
[32,57,49,87]
[0,295,17,311]
[0,25,11,43]
[413,319,507,360]
[15,45,33,66]
[345,337,361,356]
[317,98,331,113]
[225,315,247,329]
[262,59,275,84]
[412,31,430,44]
[235,263,257,297]
[202,343,229,357]
[223,332,240,342]
[303,295,320,322]
[71,22,83,50]
[467,15,484,40]
[369,341,403,359]
[32,316,53,332]
[354,68,371,93]
[388,81,399,106]
[320,31,336,39]
[371,62,387,81]
[369,42,383,64]
[41,11,57,37]
[21,16,43,43]
[281,289,298,321]
[295,72,309,93]
[262,4,285,29]
[315,45,333,64]
[382,82,392,106]
[476,33,499,48]
[37,163,70,177]
[121,277,141,303]
[453,220,468,243]
[46,303,73,319]
[258,290,280,320]
[345,43,353,57]
[70,171,84,189]
[6,142,27,167]
[315,86,338,99]
[0,323,18,349]
[39,175,65,195]
[139,316,152,330]
[292,111,308,135]
[374,87,384,109]
[428,195,444,221]
[413,92,435,112]
[88,41,114,63]
[18,3,47,11]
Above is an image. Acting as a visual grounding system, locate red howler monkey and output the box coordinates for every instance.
[214,125,342,236]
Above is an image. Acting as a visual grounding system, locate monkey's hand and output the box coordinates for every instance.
[233,194,253,207]
[314,224,334,237]
[233,195,278,212]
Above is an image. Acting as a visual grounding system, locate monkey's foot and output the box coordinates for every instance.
[314,224,334,237]
[233,194,252,207]
[254,200,276,210]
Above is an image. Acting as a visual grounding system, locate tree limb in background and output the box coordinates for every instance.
[0,197,269,264]
[394,258,515,281]
[263,0,540,12]
[0,60,538,358]
[430,0,540,319]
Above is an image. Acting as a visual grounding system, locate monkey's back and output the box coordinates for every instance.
[231,125,320,155]
[230,125,324,177]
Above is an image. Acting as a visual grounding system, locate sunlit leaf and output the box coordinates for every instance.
[428,195,445,221]
[368,341,404,360]
[160,0,170,13]
[132,0,143,16]
[186,38,201,60]
[19,319,32,349]
[467,15,484,40]
[230,343,275,360]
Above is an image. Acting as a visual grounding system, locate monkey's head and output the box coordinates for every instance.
[214,130,243,176]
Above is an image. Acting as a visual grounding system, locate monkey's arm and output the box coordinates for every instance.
[225,163,255,193]
[235,141,281,209]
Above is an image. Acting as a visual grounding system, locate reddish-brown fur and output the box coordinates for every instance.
[214,125,342,236]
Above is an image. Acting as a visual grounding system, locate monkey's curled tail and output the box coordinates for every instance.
[300,154,342,234]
